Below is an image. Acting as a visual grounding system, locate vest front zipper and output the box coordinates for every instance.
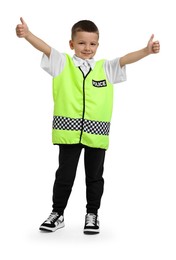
[79,67,91,143]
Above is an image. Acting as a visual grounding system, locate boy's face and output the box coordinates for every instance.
[69,31,99,60]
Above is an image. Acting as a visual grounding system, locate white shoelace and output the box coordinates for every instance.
[86,214,96,226]
[46,212,59,223]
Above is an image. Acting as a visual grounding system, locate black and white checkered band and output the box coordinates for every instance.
[53,116,82,131]
[53,116,110,136]
[84,119,110,135]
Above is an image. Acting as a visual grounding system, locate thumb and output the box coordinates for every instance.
[149,34,154,42]
[20,17,26,25]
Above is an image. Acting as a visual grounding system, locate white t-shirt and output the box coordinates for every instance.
[41,48,127,84]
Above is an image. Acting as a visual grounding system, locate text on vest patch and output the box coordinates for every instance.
[92,79,107,87]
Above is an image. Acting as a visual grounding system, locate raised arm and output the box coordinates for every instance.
[119,34,160,67]
[16,17,51,58]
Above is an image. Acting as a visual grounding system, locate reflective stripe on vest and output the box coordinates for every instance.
[53,116,110,135]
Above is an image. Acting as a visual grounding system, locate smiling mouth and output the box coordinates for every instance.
[82,52,92,55]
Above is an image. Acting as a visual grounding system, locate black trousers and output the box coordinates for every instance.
[52,144,106,215]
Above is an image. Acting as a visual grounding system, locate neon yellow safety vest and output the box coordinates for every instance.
[52,54,114,149]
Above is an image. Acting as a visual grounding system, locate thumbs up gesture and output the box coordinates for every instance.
[147,34,160,54]
[16,17,29,38]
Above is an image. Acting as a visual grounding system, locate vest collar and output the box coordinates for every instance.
[73,54,96,70]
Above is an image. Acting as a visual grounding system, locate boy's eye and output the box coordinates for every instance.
[78,42,96,46]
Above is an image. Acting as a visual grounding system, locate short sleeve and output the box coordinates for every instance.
[104,58,127,84]
[40,48,66,77]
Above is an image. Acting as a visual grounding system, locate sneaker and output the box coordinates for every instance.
[39,212,65,232]
[84,213,100,234]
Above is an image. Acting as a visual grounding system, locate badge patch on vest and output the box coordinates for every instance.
[92,79,107,88]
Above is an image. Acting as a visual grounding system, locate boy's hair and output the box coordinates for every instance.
[71,20,99,39]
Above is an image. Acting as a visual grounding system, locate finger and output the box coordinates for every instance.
[16,26,24,35]
[16,25,23,33]
[152,44,160,53]
[16,24,23,29]
[20,17,26,25]
[149,34,154,42]
[153,42,160,48]
[153,49,160,53]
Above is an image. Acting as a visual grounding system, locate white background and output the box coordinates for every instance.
[0,0,176,259]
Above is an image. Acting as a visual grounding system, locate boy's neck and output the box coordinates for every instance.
[74,54,94,61]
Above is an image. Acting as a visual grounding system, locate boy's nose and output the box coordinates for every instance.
[85,44,90,51]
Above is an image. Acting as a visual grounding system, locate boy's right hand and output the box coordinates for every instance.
[16,17,29,38]
[16,17,51,57]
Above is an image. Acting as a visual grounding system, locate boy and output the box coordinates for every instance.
[16,18,160,234]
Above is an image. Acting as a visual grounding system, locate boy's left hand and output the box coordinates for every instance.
[147,34,160,54]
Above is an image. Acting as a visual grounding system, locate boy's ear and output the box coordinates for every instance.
[69,40,74,50]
